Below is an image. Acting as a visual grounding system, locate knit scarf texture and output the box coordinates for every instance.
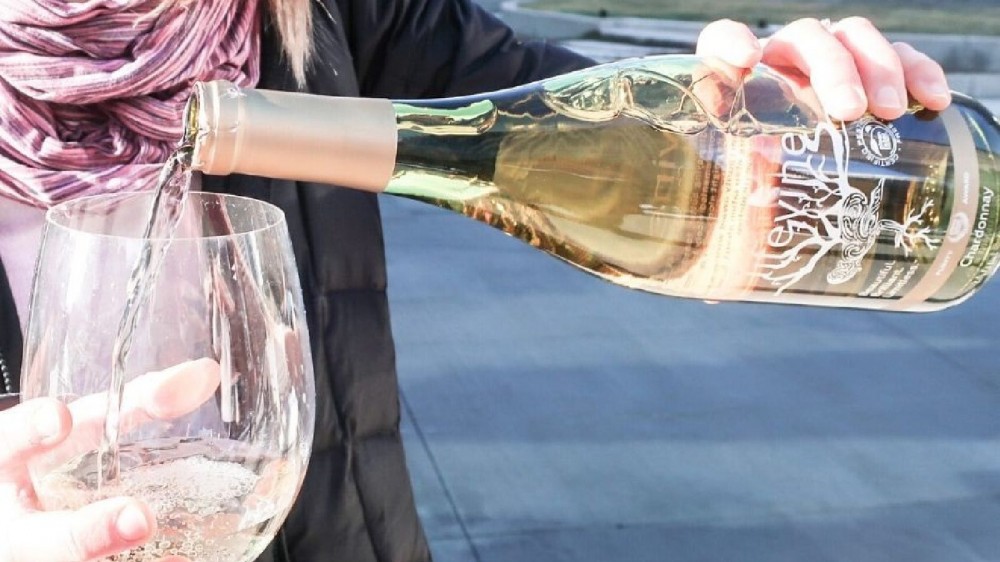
[0,0,261,208]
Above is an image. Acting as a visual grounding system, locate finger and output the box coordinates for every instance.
[696,19,763,68]
[1,497,155,562]
[32,359,222,473]
[893,41,952,111]
[69,357,222,432]
[135,357,222,420]
[0,398,70,471]
[763,18,867,120]
[689,61,744,119]
[693,20,761,120]
[830,17,907,119]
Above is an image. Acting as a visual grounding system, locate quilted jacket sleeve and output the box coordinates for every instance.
[334,0,594,98]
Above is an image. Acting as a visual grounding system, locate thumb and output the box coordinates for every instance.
[1,497,155,562]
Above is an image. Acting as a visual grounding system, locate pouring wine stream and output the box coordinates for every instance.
[98,142,195,485]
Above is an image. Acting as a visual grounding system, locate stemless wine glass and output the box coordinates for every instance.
[21,191,315,562]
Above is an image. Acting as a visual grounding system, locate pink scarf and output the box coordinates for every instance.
[0,0,261,208]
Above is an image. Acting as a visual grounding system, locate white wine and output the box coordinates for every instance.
[34,437,302,562]
[183,55,1000,312]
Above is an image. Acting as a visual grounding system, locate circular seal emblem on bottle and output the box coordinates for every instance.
[854,117,902,167]
[947,211,971,243]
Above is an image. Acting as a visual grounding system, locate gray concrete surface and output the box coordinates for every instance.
[387,5,1000,561]
[385,196,1000,562]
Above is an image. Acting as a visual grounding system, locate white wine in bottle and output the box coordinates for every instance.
[182,55,1000,312]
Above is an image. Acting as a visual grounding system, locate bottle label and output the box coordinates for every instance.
[855,117,903,167]
[755,119,934,295]
[701,106,992,309]
[885,107,981,309]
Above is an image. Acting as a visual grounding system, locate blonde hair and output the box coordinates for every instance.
[268,0,314,85]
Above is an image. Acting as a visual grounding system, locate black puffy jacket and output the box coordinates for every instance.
[0,1,590,561]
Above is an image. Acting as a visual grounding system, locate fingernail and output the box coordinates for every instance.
[115,504,151,542]
[30,403,61,443]
[876,86,905,111]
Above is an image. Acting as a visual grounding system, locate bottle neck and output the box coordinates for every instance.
[188,80,398,192]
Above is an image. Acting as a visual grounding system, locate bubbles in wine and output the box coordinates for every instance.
[37,437,294,562]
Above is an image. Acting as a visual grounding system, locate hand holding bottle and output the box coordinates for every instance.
[694,17,951,120]
[0,359,220,562]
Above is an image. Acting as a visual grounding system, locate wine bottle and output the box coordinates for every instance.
[182,55,1000,312]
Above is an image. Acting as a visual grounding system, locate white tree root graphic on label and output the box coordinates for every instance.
[760,122,939,293]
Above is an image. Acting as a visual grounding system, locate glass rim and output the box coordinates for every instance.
[44,191,287,242]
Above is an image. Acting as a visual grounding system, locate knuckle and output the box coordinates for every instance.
[893,43,934,64]
[839,16,876,31]
[699,18,738,40]
[895,44,941,73]
[788,17,824,33]
[717,18,747,30]
[826,49,859,71]
[699,19,758,53]
[879,48,905,73]
[706,18,739,29]
[892,41,945,75]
